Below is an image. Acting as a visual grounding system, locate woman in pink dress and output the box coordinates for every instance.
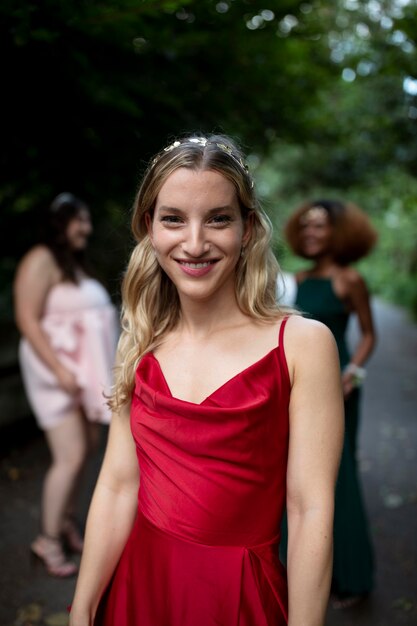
[14,193,118,577]
[70,136,343,625]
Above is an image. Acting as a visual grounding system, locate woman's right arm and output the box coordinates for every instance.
[70,400,139,626]
[14,246,78,393]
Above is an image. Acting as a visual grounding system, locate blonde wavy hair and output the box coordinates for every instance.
[111,134,283,410]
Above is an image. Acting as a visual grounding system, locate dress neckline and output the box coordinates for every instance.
[147,346,280,407]
[298,276,332,284]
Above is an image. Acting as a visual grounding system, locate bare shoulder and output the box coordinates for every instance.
[283,315,338,382]
[23,245,55,266]
[15,245,61,290]
[338,266,367,290]
[294,270,308,283]
[284,313,335,345]
[17,245,58,277]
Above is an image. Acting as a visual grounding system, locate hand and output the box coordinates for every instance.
[55,364,80,395]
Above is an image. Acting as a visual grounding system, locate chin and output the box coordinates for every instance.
[302,249,321,259]
[71,240,88,250]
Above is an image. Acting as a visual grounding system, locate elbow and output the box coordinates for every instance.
[367,336,377,361]
[14,314,26,336]
[367,328,377,350]
[363,331,376,358]
[286,490,336,529]
[15,313,39,339]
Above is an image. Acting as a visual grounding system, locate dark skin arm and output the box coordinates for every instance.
[333,269,376,397]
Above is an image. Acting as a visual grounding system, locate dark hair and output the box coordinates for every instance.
[44,192,91,282]
[284,199,377,265]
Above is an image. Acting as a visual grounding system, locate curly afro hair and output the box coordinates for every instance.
[284,199,377,265]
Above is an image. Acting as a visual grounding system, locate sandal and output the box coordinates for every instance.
[30,535,78,578]
[62,516,84,554]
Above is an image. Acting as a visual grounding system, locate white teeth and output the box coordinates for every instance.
[181,262,211,269]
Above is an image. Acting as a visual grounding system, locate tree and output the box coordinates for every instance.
[0,0,338,317]
[1,0,416,316]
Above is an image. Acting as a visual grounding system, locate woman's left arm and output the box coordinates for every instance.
[285,317,344,626]
[342,271,376,395]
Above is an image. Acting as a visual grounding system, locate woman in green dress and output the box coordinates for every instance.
[284,199,377,608]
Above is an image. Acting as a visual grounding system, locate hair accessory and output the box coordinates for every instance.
[163,140,181,152]
[50,192,76,212]
[215,142,250,174]
[163,137,208,154]
[155,137,253,187]
[189,137,207,146]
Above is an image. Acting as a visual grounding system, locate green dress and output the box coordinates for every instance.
[294,277,374,595]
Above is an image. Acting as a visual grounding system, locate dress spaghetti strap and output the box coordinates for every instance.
[278,316,290,388]
[278,316,288,345]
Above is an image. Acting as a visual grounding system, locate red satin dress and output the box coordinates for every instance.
[95,319,290,626]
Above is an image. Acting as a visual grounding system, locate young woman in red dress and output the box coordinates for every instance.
[70,135,343,626]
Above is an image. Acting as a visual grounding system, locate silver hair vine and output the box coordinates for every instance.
[154,137,254,188]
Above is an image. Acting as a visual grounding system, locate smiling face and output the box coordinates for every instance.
[147,167,251,303]
[66,207,92,250]
[298,207,333,259]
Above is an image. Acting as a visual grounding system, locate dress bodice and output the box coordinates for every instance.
[95,321,291,625]
[295,277,350,367]
[40,278,116,352]
[44,277,113,315]
[32,277,118,418]
[131,321,291,548]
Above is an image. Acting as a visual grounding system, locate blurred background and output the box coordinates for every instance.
[2,0,417,320]
[1,1,416,625]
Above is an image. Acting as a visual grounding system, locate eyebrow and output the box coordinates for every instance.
[157,205,237,214]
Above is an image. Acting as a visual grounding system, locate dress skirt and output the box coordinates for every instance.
[96,511,287,626]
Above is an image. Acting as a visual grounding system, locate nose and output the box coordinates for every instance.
[182,223,210,258]
[302,223,315,237]
[82,220,93,236]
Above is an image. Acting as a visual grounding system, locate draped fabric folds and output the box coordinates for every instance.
[96,319,291,626]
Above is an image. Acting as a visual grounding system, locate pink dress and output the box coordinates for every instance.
[95,319,290,625]
[19,278,118,430]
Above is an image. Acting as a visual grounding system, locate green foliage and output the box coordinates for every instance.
[354,170,417,316]
[1,0,417,319]
[0,0,338,321]
[1,0,330,215]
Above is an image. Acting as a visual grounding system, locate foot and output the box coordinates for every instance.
[331,592,368,610]
[62,516,84,554]
[30,535,78,578]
